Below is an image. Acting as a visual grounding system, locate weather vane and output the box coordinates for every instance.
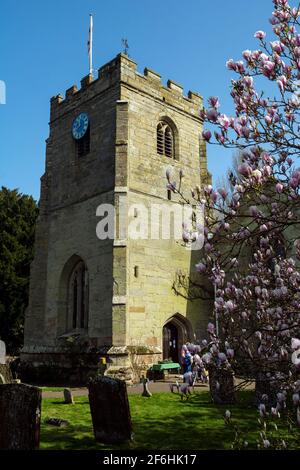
[122,38,129,56]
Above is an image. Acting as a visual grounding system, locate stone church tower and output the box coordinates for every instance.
[21,54,212,383]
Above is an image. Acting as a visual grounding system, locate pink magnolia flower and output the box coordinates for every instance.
[195,262,206,273]
[254,30,266,39]
[291,338,300,350]
[277,75,287,92]
[217,114,231,129]
[202,352,212,364]
[262,60,275,77]
[182,231,191,243]
[225,300,235,311]
[250,206,259,217]
[204,184,213,195]
[167,182,176,191]
[242,50,252,61]
[218,352,227,363]
[277,392,286,403]
[202,129,212,142]
[206,108,218,122]
[204,242,212,253]
[218,188,227,199]
[276,182,284,193]
[264,114,273,126]
[241,126,251,139]
[236,61,245,73]
[294,46,300,58]
[252,169,263,179]
[215,132,225,144]
[238,163,252,177]
[271,41,285,54]
[293,393,300,406]
[259,403,267,416]
[208,96,220,108]
[226,59,237,71]
[226,348,234,359]
[243,75,254,88]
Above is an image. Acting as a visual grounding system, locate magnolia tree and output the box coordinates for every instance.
[168,0,300,411]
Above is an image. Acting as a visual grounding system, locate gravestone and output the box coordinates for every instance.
[141,376,152,397]
[208,366,236,404]
[0,364,13,384]
[255,372,278,406]
[63,388,75,404]
[0,340,5,365]
[0,383,41,449]
[88,376,132,444]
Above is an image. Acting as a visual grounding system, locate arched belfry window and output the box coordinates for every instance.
[68,260,89,331]
[157,121,175,158]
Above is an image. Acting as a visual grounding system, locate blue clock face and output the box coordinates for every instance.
[72,113,89,140]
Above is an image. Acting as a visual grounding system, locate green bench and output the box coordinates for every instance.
[150,362,181,380]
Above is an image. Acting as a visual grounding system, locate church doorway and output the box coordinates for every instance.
[162,314,193,363]
[163,322,178,363]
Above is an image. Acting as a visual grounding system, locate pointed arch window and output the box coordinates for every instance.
[68,260,89,331]
[157,121,175,158]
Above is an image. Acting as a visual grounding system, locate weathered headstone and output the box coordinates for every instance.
[88,376,132,444]
[0,364,13,384]
[255,372,278,406]
[141,376,152,397]
[63,388,75,404]
[0,340,5,365]
[0,383,41,449]
[208,366,236,404]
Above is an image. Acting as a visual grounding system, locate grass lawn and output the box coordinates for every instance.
[40,390,300,450]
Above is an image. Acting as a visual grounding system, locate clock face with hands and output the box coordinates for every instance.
[72,112,89,140]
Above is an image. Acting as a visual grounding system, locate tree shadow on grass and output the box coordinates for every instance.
[40,391,261,450]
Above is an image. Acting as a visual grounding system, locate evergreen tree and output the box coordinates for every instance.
[0,187,38,353]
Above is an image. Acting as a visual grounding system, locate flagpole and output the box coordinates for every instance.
[88,14,93,76]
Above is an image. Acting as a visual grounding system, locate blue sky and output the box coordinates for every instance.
[0,0,276,200]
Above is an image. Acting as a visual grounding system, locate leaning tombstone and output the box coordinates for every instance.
[141,375,152,397]
[0,383,41,449]
[0,340,5,365]
[88,376,132,444]
[63,388,75,404]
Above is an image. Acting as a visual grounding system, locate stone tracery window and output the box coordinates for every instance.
[68,260,89,331]
[157,121,175,158]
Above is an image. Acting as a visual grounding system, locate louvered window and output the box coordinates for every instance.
[157,122,175,158]
[157,123,164,155]
[76,126,90,158]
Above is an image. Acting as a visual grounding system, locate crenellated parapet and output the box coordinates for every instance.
[50,53,203,122]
